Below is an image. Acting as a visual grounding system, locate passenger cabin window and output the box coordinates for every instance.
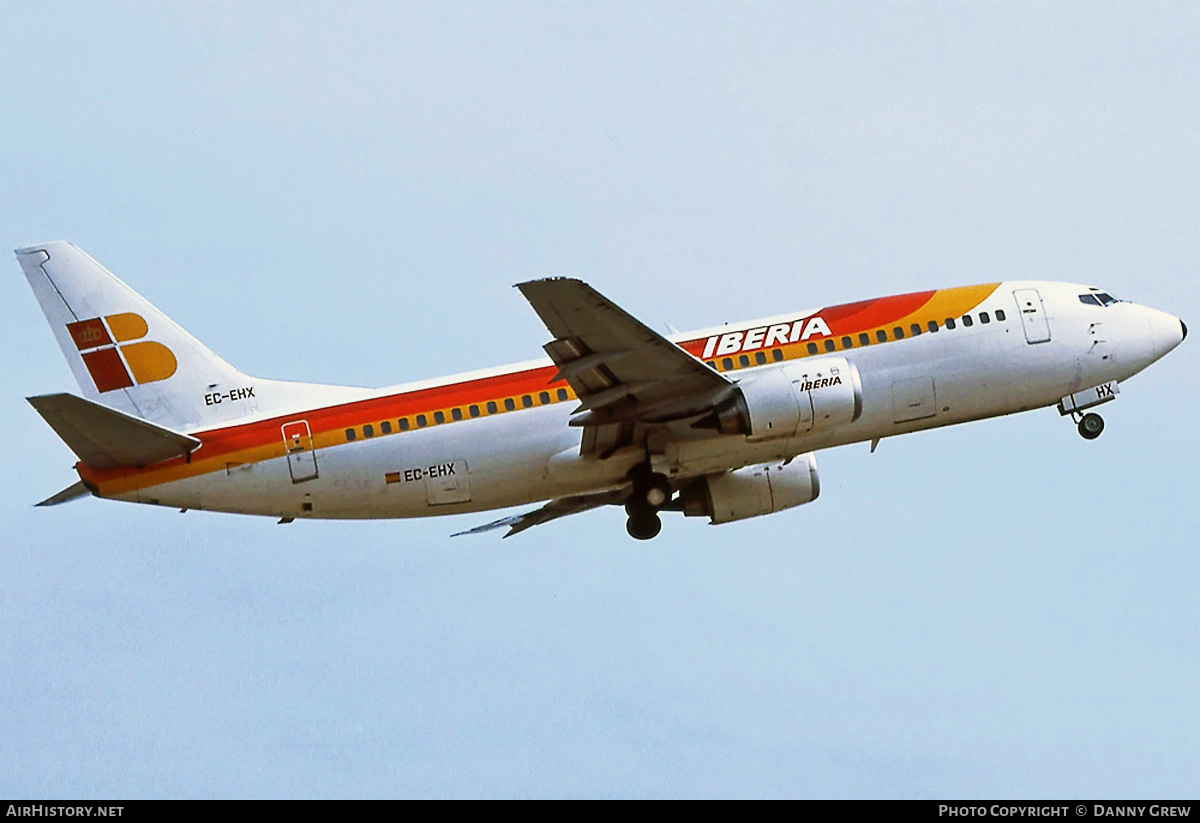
[706,360,717,369]
[504,398,516,411]
[910,323,922,336]
[807,342,819,355]
[451,408,463,421]
[381,421,392,434]
[995,309,1006,321]
[487,401,498,414]
[945,317,957,330]
[876,329,888,343]
[928,320,939,333]
[738,354,750,368]
[962,315,974,327]
[363,424,375,438]
[522,395,533,408]
[416,414,428,427]
[722,357,733,371]
[980,312,991,324]
[345,428,356,442]
[894,327,905,339]
[822,339,834,353]
[557,388,569,401]
[469,405,480,418]
[772,349,784,362]
[755,351,766,365]
[399,418,410,431]
[539,391,550,405]
[433,411,445,424]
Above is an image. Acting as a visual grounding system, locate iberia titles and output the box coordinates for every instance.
[700,315,832,359]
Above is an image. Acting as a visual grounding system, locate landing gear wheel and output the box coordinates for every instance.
[1078,413,1104,440]
[626,510,662,541]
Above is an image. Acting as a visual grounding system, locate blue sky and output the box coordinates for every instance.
[1,2,1197,798]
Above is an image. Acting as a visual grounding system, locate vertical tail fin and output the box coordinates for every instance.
[17,241,260,430]
[18,241,369,432]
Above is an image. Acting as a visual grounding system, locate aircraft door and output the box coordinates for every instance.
[1013,288,1051,344]
[425,458,471,505]
[892,377,937,423]
[282,420,319,483]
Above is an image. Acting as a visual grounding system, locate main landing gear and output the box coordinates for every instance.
[625,505,662,540]
[1076,412,1105,440]
[624,467,672,540]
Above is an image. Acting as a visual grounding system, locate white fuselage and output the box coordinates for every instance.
[108,280,1183,522]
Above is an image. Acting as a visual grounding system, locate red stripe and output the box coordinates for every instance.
[82,287,961,483]
[820,291,935,330]
[679,290,939,355]
[207,366,564,455]
[198,292,934,460]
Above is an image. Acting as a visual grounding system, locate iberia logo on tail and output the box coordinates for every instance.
[65,313,177,393]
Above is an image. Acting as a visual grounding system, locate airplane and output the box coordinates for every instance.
[17,241,1186,539]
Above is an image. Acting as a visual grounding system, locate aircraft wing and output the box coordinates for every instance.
[517,279,736,452]
[451,489,626,538]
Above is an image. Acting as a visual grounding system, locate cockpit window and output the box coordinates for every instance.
[1082,291,1120,307]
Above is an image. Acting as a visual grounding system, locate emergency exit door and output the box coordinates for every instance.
[282,420,319,483]
[1013,288,1051,344]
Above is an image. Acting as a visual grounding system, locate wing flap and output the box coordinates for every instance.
[550,350,633,383]
[28,392,201,469]
[452,490,625,538]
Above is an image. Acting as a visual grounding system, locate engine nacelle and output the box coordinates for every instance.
[704,357,862,440]
[680,454,820,524]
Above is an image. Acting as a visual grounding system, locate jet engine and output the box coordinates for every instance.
[679,454,820,524]
[699,357,862,441]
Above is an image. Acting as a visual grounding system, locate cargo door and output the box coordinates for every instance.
[892,377,937,423]
[281,420,318,483]
[1014,288,1051,344]
[425,458,471,505]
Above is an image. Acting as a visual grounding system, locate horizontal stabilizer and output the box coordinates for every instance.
[37,481,91,507]
[28,393,201,469]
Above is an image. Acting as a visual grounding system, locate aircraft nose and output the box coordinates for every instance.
[1148,309,1186,359]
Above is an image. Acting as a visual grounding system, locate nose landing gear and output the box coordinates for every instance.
[1077,412,1105,440]
[1059,383,1119,441]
